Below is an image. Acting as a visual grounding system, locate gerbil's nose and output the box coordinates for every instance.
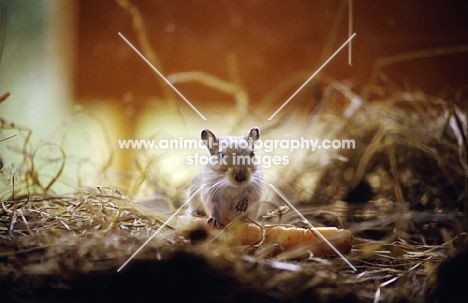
[235,172,246,183]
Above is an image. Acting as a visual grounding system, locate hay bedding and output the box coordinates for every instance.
[1,2,467,299]
[0,90,467,303]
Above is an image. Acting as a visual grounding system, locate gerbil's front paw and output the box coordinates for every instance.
[207,217,224,228]
[235,198,248,212]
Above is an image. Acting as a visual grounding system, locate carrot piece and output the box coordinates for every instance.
[176,215,353,257]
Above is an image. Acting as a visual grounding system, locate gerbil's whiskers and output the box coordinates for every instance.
[249,173,263,190]
[268,183,357,272]
[117,184,205,272]
[206,174,227,198]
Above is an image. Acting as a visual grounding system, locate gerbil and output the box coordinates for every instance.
[187,127,263,228]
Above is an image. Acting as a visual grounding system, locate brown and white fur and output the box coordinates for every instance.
[187,127,263,227]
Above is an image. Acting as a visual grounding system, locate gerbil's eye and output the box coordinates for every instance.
[217,151,224,161]
[250,151,255,158]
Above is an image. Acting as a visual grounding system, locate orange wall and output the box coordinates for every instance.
[74,0,468,107]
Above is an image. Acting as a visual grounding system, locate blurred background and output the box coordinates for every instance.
[0,0,467,196]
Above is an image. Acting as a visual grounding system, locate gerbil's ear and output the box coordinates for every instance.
[246,127,260,149]
[201,129,218,156]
